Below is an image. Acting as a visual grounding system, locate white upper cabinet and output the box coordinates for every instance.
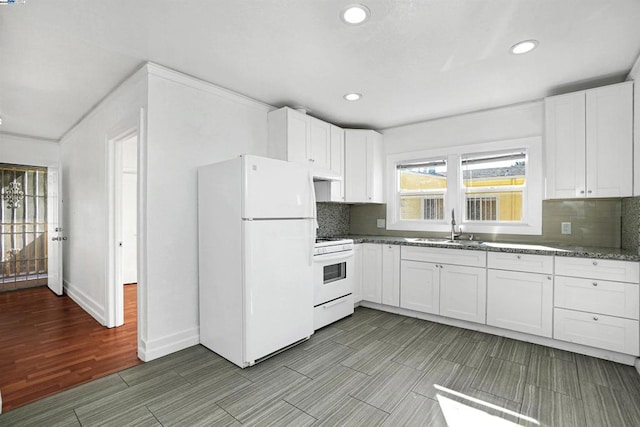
[345,129,384,203]
[268,107,332,173]
[545,81,633,199]
[308,118,331,170]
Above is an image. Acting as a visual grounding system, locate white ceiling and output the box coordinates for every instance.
[1,0,640,141]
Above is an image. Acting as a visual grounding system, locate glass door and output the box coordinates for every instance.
[0,164,48,292]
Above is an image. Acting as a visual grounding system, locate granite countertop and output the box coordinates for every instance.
[338,235,640,262]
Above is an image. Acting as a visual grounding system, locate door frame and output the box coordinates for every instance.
[106,125,138,328]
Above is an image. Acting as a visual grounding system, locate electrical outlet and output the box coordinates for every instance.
[561,222,572,235]
[376,218,386,228]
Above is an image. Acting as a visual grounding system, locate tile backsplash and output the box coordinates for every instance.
[347,199,629,248]
[621,196,640,253]
[316,203,350,238]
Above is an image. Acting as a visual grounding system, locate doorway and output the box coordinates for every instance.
[0,164,49,292]
[108,131,138,328]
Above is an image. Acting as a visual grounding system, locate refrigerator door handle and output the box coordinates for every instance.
[308,171,317,267]
[308,171,318,229]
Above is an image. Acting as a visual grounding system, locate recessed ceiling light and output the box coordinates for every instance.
[344,93,362,101]
[341,4,370,25]
[511,40,539,55]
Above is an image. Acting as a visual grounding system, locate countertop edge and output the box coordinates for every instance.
[341,236,640,262]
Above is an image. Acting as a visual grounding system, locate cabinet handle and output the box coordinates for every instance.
[516,255,521,260]
[579,190,585,194]
[592,282,598,287]
[309,159,315,163]
[587,190,592,194]
[547,276,552,280]
[592,261,598,266]
[593,316,599,321]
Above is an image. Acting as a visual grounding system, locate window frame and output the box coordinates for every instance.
[386,137,542,235]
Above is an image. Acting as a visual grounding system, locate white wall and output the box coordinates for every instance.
[59,66,148,325]
[381,101,543,154]
[0,133,60,167]
[141,64,272,360]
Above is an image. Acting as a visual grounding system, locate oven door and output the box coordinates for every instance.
[313,251,354,306]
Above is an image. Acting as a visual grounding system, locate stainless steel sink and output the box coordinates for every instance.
[407,238,485,246]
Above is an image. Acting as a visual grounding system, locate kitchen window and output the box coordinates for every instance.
[461,150,527,223]
[397,159,447,221]
[386,137,542,235]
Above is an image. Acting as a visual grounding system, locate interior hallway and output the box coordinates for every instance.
[0,284,140,412]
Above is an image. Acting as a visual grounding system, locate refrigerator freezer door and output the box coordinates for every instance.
[242,155,314,219]
[243,219,314,363]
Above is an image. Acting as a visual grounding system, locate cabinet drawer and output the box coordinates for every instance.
[555,276,639,320]
[401,246,486,267]
[555,257,639,283]
[553,308,639,356]
[487,252,553,274]
[314,294,354,330]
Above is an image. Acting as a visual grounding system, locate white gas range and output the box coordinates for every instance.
[313,238,355,330]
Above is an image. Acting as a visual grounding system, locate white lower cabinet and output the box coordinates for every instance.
[361,243,382,304]
[553,256,640,356]
[400,246,486,323]
[487,269,553,337]
[400,260,440,314]
[352,244,363,304]
[360,243,400,306]
[554,308,639,356]
[440,265,486,324]
[382,244,400,307]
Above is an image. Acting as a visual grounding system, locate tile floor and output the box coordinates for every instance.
[2,307,640,426]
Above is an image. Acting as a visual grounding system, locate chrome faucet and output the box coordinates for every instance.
[450,209,462,240]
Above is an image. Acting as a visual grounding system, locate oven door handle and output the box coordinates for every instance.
[322,297,348,309]
[314,251,354,263]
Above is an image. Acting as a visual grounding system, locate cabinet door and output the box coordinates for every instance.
[286,110,310,164]
[585,82,633,198]
[440,265,486,324]
[345,130,368,203]
[400,260,439,314]
[361,243,382,303]
[366,131,384,203]
[329,125,345,202]
[352,244,363,304]
[381,244,400,307]
[544,92,586,198]
[345,129,384,203]
[487,269,553,337]
[308,117,331,170]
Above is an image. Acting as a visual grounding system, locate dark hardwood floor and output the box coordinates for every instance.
[0,284,140,412]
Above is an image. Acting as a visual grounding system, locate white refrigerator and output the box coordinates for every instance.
[198,155,316,367]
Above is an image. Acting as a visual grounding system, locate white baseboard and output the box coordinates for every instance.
[359,301,638,366]
[138,326,200,362]
[64,279,106,326]
[635,358,640,376]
